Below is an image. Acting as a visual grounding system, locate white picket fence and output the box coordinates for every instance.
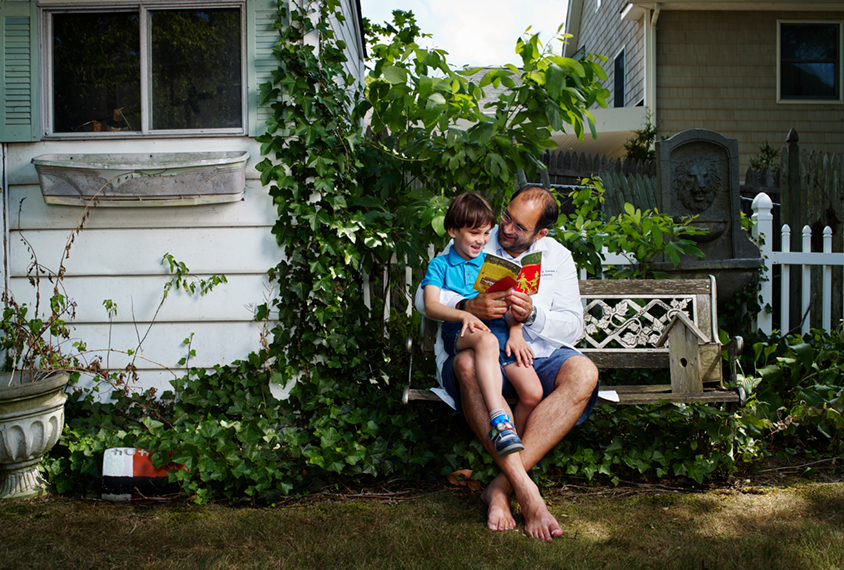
[751,192,844,335]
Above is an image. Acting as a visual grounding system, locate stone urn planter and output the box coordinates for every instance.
[0,371,69,499]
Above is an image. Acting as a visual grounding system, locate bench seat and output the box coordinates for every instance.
[403,276,745,406]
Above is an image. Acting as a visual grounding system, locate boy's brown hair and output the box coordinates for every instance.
[444,192,495,232]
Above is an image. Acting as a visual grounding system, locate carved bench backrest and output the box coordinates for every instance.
[420,278,716,372]
[577,278,715,369]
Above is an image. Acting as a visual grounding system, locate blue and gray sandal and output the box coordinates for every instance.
[489,421,524,456]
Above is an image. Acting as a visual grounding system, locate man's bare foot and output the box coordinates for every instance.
[513,476,562,541]
[480,477,516,531]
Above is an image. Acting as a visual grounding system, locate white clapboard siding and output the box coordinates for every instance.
[6,136,282,394]
[9,227,282,277]
[72,370,185,402]
[334,0,365,85]
[72,369,293,403]
[59,321,270,371]
[10,182,277,231]
[8,274,273,324]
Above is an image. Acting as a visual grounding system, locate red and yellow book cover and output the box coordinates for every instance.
[473,252,542,294]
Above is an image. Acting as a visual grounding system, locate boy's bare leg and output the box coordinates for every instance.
[502,363,542,437]
[453,350,598,539]
[452,351,516,530]
[455,331,509,420]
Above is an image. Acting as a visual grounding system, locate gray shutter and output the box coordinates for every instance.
[248,0,284,137]
[0,1,39,142]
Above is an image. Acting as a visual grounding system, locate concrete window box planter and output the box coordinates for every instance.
[32,151,250,207]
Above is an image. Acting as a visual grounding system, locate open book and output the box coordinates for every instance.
[472,252,542,295]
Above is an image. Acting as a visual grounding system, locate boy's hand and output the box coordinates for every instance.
[506,330,535,367]
[460,312,490,337]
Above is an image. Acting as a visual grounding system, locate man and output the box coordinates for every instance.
[415,185,600,541]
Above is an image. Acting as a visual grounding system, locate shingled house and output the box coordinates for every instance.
[561,0,844,172]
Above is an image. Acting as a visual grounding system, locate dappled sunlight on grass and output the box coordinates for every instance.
[0,483,842,569]
[541,483,844,570]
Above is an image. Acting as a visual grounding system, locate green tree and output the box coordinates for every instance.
[749,141,780,174]
[622,113,661,162]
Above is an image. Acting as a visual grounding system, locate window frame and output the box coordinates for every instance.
[776,19,844,105]
[613,47,625,108]
[40,1,248,139]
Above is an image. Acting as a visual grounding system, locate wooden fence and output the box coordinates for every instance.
[534,149,656,183]
[533,131,842,236]
[777,130,844,329]
[527,150,656,217]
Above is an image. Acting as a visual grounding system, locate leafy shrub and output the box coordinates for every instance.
[749,141,781,174]
[552,178,706,278]
[739,327,844,456]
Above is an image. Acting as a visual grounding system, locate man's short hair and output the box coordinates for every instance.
[444,192,496,231]
[511,185,559,231]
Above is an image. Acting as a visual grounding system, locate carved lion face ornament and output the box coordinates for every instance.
[674,157,721,214]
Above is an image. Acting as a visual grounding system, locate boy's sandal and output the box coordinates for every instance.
[488,420,516,441]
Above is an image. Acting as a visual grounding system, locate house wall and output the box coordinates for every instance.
[334,0,366,85]
[1,0,365,398]
[6,138,278,396]
[656,10,844,174]
[577,0,645,109]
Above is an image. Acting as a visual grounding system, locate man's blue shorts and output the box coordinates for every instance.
[441,345,599,425]
[441,317,518,367]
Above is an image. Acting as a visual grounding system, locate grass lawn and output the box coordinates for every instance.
[1,477,843,570]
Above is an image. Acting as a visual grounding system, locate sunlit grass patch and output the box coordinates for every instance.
[0,483,842,570]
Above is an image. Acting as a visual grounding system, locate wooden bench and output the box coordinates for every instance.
[402,276,745,406]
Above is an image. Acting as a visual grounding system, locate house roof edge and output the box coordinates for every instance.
[626,0,844,11]
[563,0,583,57]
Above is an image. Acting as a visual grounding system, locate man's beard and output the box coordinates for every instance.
[498,229,534,255]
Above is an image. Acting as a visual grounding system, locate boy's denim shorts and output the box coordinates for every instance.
[441,317,518,367]
[441,344,599,423]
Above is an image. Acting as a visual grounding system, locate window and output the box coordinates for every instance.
[614,49,625,108]
[778,21,843,103]
[44,4,245,136]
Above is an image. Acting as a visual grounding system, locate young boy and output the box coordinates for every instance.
[421,192,543,456]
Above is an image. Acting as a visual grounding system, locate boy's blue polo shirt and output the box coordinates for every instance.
[420,248,485,299]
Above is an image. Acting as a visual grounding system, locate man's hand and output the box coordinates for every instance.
[507,290,534,323]
[464,291,509,320]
